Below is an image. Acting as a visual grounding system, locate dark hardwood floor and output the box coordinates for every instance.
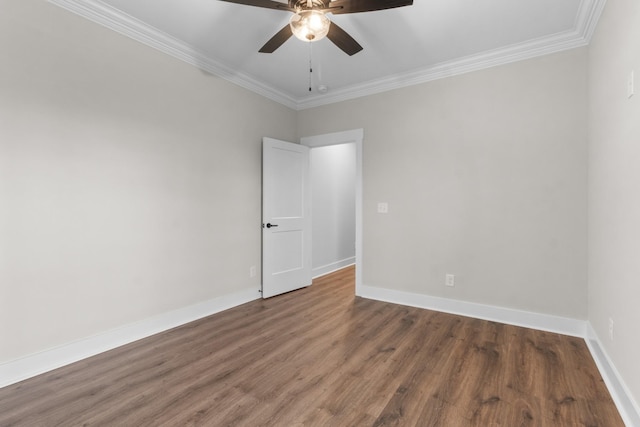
[0,266,623,426]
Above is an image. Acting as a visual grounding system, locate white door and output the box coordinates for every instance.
[262,137,312,298]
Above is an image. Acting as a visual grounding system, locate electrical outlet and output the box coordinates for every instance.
[249,265,257,278]
[608,318,614,341]
[445,274,455,287]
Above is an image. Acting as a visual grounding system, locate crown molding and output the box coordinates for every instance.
[49,0,606,111]
[48,0,298,110]
[297,30,589,109]
[298,0,607,109]
[576,0,608,43]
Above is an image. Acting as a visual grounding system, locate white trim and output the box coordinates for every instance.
[301,129,364,147]
[297,29,588,110]
[585,325,640,427]
[47,0,298,110]
[3,281,639,425]
[47,0,607,111]
[300,129,364,295]
[358,284,586,337]
[358,284,640,425]
[354,136,363,295]
[297,0,607,109]
[312,258,355,279]
[0,288,260,388]
[578,0,608,43]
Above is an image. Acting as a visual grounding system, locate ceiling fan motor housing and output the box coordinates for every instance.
[291,0,328,10]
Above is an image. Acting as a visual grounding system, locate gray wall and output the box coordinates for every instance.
[0,1,296,363]
[310,143,356,276]
[298,48,589,319]
[588,0,640,408]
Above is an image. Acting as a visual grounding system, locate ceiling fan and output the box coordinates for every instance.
[217,0,413,56]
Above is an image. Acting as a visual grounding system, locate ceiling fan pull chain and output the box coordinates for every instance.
[308,42,313,92]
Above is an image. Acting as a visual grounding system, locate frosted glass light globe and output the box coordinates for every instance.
[290,10,330,42]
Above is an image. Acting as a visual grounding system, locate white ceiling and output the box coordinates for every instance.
[50,0,606,109]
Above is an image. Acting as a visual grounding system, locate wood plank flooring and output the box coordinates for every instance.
[0,266,623,426]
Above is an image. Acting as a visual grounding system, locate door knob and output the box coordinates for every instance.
[265,223,279,228]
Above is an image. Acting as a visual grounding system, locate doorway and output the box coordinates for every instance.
[301,129,363,295]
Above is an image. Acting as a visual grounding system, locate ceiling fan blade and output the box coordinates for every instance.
[259,24,293,53]
[329,0,413,15]
[326,21,363,56]
[217,0,294,12]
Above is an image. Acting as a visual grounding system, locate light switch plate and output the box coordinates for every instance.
[377,202,389,214]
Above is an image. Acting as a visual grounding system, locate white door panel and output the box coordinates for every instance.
[262,138,311,298]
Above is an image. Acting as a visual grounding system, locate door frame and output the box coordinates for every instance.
[300,129,363,296]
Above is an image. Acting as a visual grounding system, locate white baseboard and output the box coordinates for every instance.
[585,325,640,427]
[0,288,260,389]
[3,282,639,426]
[358,284,586,337]
[312,257,355,279]
[358,284,640,426]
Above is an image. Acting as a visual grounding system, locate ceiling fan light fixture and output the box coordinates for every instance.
[290,10,330,42]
